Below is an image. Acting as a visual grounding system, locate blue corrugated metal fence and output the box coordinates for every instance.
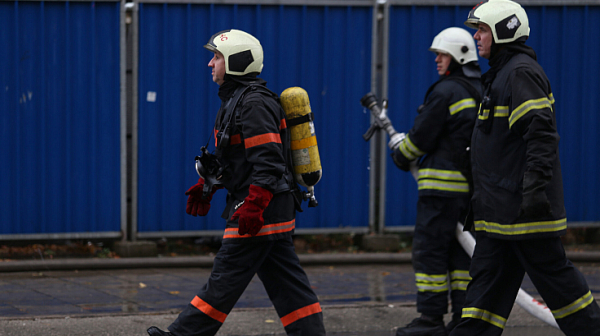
[0,1,121,237]
[136,3,373,235]
[1,1,599,239]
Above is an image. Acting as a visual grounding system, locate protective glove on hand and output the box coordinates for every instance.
[391,146,411,172]
[519,170,552,219]
[232,184,273,236]
[185,177,222,217]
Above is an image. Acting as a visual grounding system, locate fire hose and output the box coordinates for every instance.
[361,92,559,329]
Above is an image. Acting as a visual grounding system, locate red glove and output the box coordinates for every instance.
[185,178,222,216]
[232,185,273,236]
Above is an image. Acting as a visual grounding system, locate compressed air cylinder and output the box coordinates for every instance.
[280,87,322,187]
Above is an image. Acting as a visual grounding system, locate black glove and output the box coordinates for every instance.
[391,148,411,172]
[519,170,552,219]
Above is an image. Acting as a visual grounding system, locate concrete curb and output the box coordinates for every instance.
[0,253,412,272]
[0,251,596,273]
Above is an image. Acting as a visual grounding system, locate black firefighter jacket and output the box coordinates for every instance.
[213,78,297,241]
[396,67,482,198]
[471,49,567,240]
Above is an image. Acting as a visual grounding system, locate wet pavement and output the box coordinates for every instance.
[1,259,600,335]
[0,264,418,318]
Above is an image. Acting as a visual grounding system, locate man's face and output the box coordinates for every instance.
[208,51,226,85]
[473,23,493,59]
[435,52,452,76]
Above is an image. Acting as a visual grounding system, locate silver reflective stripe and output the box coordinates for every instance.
[416,273,447,282]
[450,270,470,290]
[474,219,567,236]
[552,291,594,319]
[415,273,448,292]
[449,98,476,115]
[399,134,425,160]
[494,106,509,117]
[462,307,507,329]
[478,106,509,120]
[509,96,553,128]
[478,109,490,120]
[418,169,469,193]
[418,169,466,181]
[451,280,469,291]
[450,270,471,280]
[418,180,469,193]
[416,285,448,292]
[399,141,418,160]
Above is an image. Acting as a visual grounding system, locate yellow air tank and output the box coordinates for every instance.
[280,87,322,189]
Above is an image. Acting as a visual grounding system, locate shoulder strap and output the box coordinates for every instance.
[214,85,252,153]
[232,84,278,123]
[222,85,252,127]
[248,84,278,98]
[217,84,280,149]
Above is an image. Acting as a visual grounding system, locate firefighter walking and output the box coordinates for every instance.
[391,27,483,336]
[450,1,600,335]
[147,29,326,336]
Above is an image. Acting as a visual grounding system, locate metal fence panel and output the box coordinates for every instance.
[3,1,596,240]
[386,5,600,228]
[136,3,373,235]
[0,1,121,237]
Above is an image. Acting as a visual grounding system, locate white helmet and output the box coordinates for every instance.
[465,0,530,44]
[429,27,478,64]
[204,29,264,76]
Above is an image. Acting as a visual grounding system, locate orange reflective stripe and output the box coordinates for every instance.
[190,296,227,323]
[244,133,281,148]
[230,134,241,145]
[215,130,241,146]
[280,302,322,327]
[280,118,287,130]
[223,220,295,239]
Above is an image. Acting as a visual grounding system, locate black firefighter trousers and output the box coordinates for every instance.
[450,234,600,336]
[413,195,472,316]
[168,236,326,336]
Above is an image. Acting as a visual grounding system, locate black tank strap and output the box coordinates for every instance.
[216,84,277,149]
[287,112,314,127]
[220,85,252,131]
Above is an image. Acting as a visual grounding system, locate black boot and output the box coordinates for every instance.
[396,316,447,336]
[446,313,462,333]
[147,326,173,336]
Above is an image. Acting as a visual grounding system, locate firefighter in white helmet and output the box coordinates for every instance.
[449,1,600,335]
[392,27,482,336]
[148,29,326,336]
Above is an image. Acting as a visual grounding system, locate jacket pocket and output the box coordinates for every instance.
[488,173,521,223]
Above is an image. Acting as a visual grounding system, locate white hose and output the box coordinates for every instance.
[409,167,559,328]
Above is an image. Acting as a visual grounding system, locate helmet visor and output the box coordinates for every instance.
[464,0,488,29]
[203,29,231,52]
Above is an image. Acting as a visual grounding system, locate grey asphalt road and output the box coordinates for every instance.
[1,255,599,335]
[0,304,566,336]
